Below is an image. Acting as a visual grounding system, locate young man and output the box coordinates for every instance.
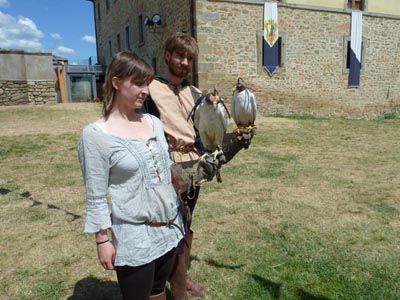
[142,32,207,300]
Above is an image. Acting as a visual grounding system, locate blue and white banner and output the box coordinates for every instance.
[348,11,363,87]
[263,1,279,76]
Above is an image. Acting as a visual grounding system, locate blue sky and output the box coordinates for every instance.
[0,0,97,64]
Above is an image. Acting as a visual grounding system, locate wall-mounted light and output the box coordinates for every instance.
[152,14,161,26]
[144,16,153,26]
[144,14,162,27]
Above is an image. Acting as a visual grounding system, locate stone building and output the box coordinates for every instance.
[87,0,400,118]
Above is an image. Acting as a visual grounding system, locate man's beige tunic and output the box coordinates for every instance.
[148,79,202,163]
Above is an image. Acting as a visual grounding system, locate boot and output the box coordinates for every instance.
[184,231,193,268]
[184,231,208,297]
[169,254,188,300]
[149,290,166,300]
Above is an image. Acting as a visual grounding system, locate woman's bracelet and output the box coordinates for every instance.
[96,239,110,245]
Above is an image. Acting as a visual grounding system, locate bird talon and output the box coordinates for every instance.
[211,148,223,161]
[231,79,257,136]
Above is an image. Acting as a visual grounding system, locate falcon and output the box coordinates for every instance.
[193,88,230,153]
[231,78,257,130]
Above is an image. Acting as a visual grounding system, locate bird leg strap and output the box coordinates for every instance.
[171,153,220,191]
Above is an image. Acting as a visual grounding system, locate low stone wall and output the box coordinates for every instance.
[0,80,56,105]
[0,49,56,106]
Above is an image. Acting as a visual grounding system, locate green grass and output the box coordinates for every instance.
[268,113,327,120]
[0,105,399,300]
[35,281,64,300]
[382,109,400,119]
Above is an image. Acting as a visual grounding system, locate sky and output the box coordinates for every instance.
[0,0,97,64]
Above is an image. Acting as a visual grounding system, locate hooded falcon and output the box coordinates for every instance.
[231,78,257,130]
[193,89,229,153]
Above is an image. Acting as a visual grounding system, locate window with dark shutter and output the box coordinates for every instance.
[139,15,144,44]
[108,40,112,58]
[117,34,121,52]
[97,3,101,21]
[125,26,130,50]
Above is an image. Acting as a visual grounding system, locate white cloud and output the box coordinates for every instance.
[0,11,44,50]
[50,33,62,40]
[82,35,96,43]
[54,46,76,56]
[0,0,10,8]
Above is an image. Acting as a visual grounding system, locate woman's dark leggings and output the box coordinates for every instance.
[115,247,177,300]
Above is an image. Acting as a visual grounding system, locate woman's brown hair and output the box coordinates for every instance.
[102,51,154,118]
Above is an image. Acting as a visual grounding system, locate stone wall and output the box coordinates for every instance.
[0,80,56,105]
[196,1,400,118]
[28,81,57,105]
[0,50,56,105]
[0,81,29,105]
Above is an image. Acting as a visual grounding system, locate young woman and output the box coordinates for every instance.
[78,51,184,300]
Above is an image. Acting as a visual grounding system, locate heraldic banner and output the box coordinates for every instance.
[263,1,279,76]
[348,11,363,87]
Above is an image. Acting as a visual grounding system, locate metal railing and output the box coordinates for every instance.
[67,64,104,73]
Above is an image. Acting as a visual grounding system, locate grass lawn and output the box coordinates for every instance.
[0,104,399,300]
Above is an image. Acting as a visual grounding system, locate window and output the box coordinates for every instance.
[108,40,112,58]
[139,14,144,44]
[152,57,157,74]
[117,34,121,52]
[347,0,364,11]
[98,44,104,65]
[342,35,366,74]
[276,37,283,66]
[106,0,110,12]
[97,3,101,21]
[125,26,130,50]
